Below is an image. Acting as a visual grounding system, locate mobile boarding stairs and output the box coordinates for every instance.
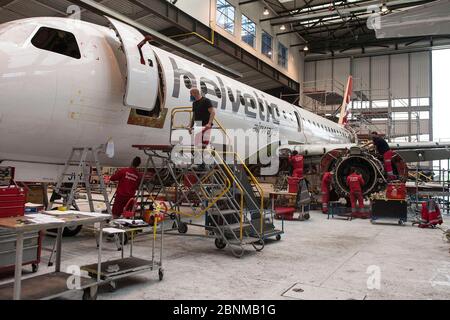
[131,107,283,258]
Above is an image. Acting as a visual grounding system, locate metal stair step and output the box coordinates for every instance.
[210,209,238,216]
[225,223,251,231]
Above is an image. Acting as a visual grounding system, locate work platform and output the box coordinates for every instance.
[119,107,283,257]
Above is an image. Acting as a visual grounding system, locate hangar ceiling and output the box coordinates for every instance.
[0,0,299,93]
[257,0,450,59]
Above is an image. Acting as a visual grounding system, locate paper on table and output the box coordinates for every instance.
[43,210,110,218]
[26,214,64,224]
[25,203,44,207]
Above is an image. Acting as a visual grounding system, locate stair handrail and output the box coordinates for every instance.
[219,151,265,235]
[170,107,232,147]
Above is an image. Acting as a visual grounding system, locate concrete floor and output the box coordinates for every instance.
[2,210,448,300]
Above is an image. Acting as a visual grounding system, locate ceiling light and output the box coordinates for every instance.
[381,3,388,12]
[263,7,270,16]
[303,45,309,51]
[280,25,286,31]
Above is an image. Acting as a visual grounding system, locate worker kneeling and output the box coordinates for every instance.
[110,157,143,219]
[321,171,333,214]
[346,168,366,218]
[289,151,304,179]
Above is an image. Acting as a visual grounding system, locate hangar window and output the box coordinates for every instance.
[262,31,273,59]
[183,75,193,89]
[31,27,81,59]
[278,42,288,69]
[228,89,235,102]
[241,15,256,48]
[216,0,235,34]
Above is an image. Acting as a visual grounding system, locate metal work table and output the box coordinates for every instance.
[0,211,110,300]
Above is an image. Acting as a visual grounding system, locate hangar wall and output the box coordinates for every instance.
[173,0,304,83]
[304,51,433,142]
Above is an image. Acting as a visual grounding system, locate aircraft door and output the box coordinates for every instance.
[106,17,158,111]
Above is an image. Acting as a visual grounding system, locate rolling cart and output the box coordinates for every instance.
[81,214,164,292]
[0,212,109,300]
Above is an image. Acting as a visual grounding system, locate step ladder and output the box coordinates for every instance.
[47,146,112,214]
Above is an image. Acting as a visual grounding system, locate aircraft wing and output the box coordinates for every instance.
[281,141,450,162]
[389,142,450,162]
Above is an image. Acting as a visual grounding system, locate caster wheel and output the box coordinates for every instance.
[276,234,281,241]
[251,240,265,252]
[159,268,164,281]
[178,223,188,234]
[32,263,39,273]
[215,238,226,250]
[398,220,405,225]
[82,287,98,300]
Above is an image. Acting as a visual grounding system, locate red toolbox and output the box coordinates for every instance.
[386,182,406,200]
[0,185,27,218]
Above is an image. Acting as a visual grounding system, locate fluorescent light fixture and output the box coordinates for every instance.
[280,24,286,31]
[263,7,270,15]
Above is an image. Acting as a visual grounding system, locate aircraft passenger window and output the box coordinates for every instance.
[259,102,264,112]
[215,87,222,99]
[200,81,208,95]
[184,75,193,89]
[275,108,280,117]
[228,89,235,102]
[31,27,81,59]
[250,99,256,109]
[282,111,287,119]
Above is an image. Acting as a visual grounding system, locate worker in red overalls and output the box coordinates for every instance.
[371,131,395,180]
[321,171,333,214]
[110,157,143,219]
[419,199,443,228]
[346,167,365,218]
[289,150,304,179]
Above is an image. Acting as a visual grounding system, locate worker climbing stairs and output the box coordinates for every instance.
[127,107,282,257]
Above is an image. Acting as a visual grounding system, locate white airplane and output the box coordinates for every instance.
[1,16,449,197]
[0,16,355,183]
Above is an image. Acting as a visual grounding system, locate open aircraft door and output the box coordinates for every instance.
[107,17,158,111]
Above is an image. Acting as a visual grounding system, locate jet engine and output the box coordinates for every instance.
[321,146,408,197]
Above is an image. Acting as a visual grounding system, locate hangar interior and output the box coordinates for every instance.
[0,0,449,301]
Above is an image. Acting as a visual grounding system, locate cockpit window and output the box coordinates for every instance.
[31,27,81,59]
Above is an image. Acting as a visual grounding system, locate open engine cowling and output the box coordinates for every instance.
[321,147,407,197]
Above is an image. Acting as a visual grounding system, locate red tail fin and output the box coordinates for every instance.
[339,76,353,125]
